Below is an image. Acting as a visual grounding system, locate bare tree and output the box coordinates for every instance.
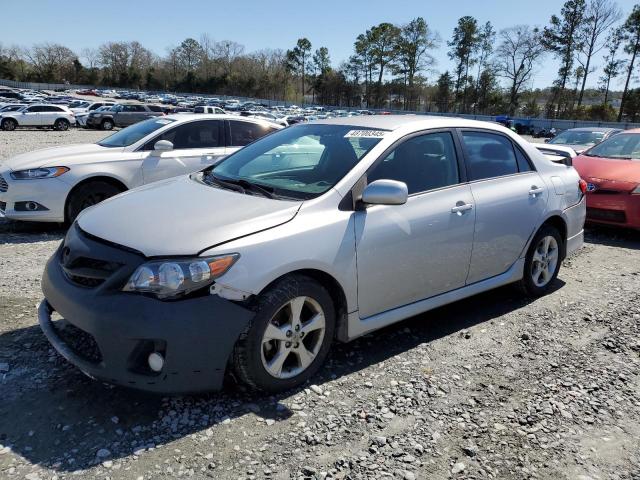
[27,43,77,82]
[214,40,244,77]
[576,0,622,106]
[495,26,546,116]
[199,33,215,78]
[80,47,100,70]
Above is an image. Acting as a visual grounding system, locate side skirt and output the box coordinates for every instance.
[346,258,525,341]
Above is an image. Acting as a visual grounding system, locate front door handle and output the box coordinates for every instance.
[451,203,473,215]
[529,186,545,197]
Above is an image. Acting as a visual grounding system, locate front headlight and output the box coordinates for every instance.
[632,185,640,194]
[123,254,239,299]
[10,167,69,180]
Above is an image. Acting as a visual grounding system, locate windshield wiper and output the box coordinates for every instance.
[203,172,246,194]
[218,177,276,199]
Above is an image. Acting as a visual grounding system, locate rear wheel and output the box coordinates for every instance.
[101,119,114,130]
[517,225,563,297]
[65,181,123,224]
[53,119,70,131]
[1,118,17,131]
[233,275,335,393]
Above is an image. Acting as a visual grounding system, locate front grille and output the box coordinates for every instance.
[51,319,103,363]
[61,251,122,288]
[0,174,7,192]
[587,207,627,223]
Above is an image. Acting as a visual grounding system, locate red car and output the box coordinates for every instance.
[573,129,640,229]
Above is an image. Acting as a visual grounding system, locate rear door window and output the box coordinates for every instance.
[461,131,523,180]
[229,120,277,146]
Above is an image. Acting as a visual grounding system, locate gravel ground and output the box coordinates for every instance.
[1,131,639,480]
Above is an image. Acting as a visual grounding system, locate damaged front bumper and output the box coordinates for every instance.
[39,224,254,394]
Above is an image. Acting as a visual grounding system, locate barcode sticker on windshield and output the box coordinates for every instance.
[344,130,387,138]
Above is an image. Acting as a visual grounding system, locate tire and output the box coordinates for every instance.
[53,119,70,131]
[1,118,17,131]
[233,274,335,393]
[101,119,114,130]
[65,181,123,224]
[517,224,563,297]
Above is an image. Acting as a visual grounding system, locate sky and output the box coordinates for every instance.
[2,0,639,90]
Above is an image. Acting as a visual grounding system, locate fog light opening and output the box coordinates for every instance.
[148,352,165,372]
[26,201,39,211]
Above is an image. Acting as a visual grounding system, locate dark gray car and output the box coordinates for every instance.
[86,103,164,130]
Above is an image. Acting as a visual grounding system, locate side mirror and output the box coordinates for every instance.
[153,140,173,152]
[544,138,550,143]
[361,179,408,206]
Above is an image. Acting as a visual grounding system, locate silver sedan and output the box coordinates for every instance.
[41,115,586,394]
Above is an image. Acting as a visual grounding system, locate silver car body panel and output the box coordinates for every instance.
[77,175,302,257]
[465,172,548,284]
[77,116,586,341]
[354,184,475,318]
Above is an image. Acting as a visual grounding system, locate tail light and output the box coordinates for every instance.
[579,179,587,195]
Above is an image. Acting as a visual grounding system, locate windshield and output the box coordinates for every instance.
[211,124,386,199]
[97,118,175,148]
[585,133,640,160]
[549,130,605,146]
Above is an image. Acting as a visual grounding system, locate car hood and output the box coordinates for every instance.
[573,154,640,186]
[2,144,123,170]
[77,174,303,257]
[548,142,591,154]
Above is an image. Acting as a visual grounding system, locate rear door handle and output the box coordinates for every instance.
[451,203,473,215]
[529,186,545,196]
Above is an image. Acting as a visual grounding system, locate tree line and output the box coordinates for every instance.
[3,1,640,121]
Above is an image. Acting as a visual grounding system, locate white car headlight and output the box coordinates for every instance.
[10,167,69,180]
[123,254,239,299]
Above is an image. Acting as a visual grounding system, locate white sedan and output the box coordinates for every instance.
[0,114,281,223]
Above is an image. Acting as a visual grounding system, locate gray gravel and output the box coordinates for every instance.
[0,128,109,160]
[1,130,639,480]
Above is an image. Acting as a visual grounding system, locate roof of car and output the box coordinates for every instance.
[561,127,621,132]
[164,113,282,126]
[312,114,494,130]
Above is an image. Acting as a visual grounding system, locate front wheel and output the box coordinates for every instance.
[1,118,17,131]
[233,275,335,393]
[65,181,123,224]
[517,225,563,297]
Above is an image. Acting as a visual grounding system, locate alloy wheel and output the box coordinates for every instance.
[531,235,559,287]
[260,296,326,379]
